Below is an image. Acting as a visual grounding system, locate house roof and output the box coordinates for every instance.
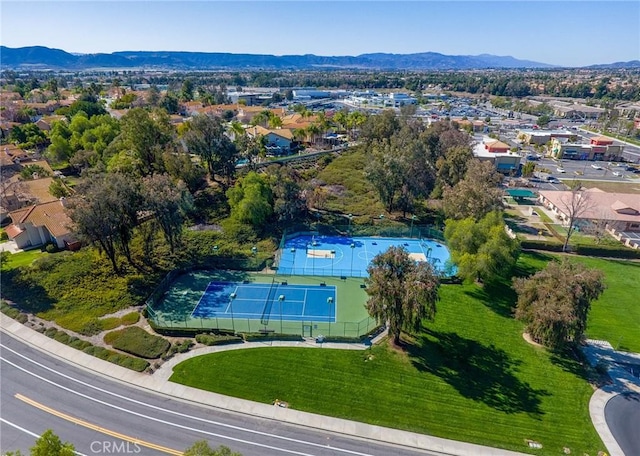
[248,125,294,141]
[539,190,640,223]
[5,224,24,238]
[8,200,73,238]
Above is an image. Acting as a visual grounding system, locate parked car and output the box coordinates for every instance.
[591,164,603,170]
[557,167,566,173]
[612,171,623,177]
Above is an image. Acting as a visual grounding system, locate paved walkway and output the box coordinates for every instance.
[583,339,640,456]
[1,313,530,456]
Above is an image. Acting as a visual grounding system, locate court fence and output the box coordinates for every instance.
[280,223,445,242]
[147,310,380,341]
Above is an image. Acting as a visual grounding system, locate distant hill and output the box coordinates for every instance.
[0,46,557,70]
[586,60,640,69]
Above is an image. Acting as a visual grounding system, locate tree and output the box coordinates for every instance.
[521,161,536,178]
[226,171,273,227]
[442,159,503,220]
[31,429,75,456]
[554,188,593,252]
[181,78,194,101]
[141,174,193,253]
[444,211,520,283]
[115,108,173,176]
[514,259,605,349]
[162,150,206,194]
[267,165,305,223]
[536,114,551,127]
[365,246,439,346]
[435,144,473,193]
[184,441,242,456]
[185,114,238,187]
[67,174,142,273]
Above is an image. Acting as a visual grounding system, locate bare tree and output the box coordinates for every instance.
[556,188,593,252]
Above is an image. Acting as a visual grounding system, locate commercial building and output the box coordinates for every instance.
[473,136,521,174]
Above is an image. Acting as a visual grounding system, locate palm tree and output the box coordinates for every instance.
[365,246,439,347]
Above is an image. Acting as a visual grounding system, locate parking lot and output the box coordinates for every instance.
[528,156,640,181]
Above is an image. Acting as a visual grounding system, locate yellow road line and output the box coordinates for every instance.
[15,393,183,455]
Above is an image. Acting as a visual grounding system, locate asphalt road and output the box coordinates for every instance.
[604,392,640,456]
[0,333,437,456]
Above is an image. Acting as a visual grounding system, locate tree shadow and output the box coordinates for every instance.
[408,329,548,416]
[0,269,55,313]
[548,346,596,383]
[463,280,517,319]
[513,251,555,278]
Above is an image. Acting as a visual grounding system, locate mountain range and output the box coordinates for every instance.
[1,46,558,70]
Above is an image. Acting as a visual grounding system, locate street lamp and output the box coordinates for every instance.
[290,247,296,275]
[410,215,417,238]
[348,213,353,235]
[229,293,236,333]
[350,243,355,277]
[331,250,336,276]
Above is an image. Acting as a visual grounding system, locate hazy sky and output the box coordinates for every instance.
[2,1,639,67]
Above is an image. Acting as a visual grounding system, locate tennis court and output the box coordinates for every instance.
[191,281,337,323]
[276,234,453,277]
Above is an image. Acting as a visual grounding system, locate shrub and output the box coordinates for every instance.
[241,333,303,342]
[16,313,28,324]
[44,242,59,254]
[104,326,170,359]
[0,301,21,319]
[120,312,140,325]
[521,240,564,252]
[574,244,640,259]
[195,333,243,346]
[99,317,122,331]
[0,231,8,241]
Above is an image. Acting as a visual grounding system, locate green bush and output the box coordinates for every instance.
[120,312,140,325]
[104,326,170,359]
[521,240,564,252]
[0,301,21,319]
[241,332,303,342]
[99,317,121,330]
[195,333,243,346]
[574,244,640,259]
[0,231,8,241]
[44,242,59,254]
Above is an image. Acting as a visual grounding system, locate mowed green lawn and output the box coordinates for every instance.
[576,257,640,352]
[171,255,606,456]
[1,249,45,271]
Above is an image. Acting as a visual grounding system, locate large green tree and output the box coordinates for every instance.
[514,259,605,349]
[185,114,238,187]
[365,246,440,346]
[442,159,503,220]
[141,173,193,253]
[67,173,142,273]
[444,210,520,283]
[114,107,173,176]
[226,171,273,227]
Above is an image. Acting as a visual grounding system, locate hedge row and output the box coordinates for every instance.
[521,239,640,258]
[574,244,640,259]
[39,326,149,372]
[1,301,28,323]
[103,326,170,359]
[196,333,243,346]
[241,332,304,342]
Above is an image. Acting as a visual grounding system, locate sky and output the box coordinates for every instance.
[1,1,639,67]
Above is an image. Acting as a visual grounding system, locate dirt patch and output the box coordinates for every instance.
[522,332,544,348]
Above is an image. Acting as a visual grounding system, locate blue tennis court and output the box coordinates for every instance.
[191,281,337,323]
[276,235,453,277]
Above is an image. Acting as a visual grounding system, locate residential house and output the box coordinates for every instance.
[6,199,75,249]
[247,126,296,155]
[538,189,640,248]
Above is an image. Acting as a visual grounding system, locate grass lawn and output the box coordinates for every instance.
[1,249,45,270]
[170,254,606,456]
[573,257,640,352]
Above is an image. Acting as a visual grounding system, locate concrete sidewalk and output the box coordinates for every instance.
[0,313,549,455]
[583,339,640,456]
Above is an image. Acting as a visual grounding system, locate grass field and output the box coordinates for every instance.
[0,249,45,270]
[574,257,640,352]
[170,254,607,456]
